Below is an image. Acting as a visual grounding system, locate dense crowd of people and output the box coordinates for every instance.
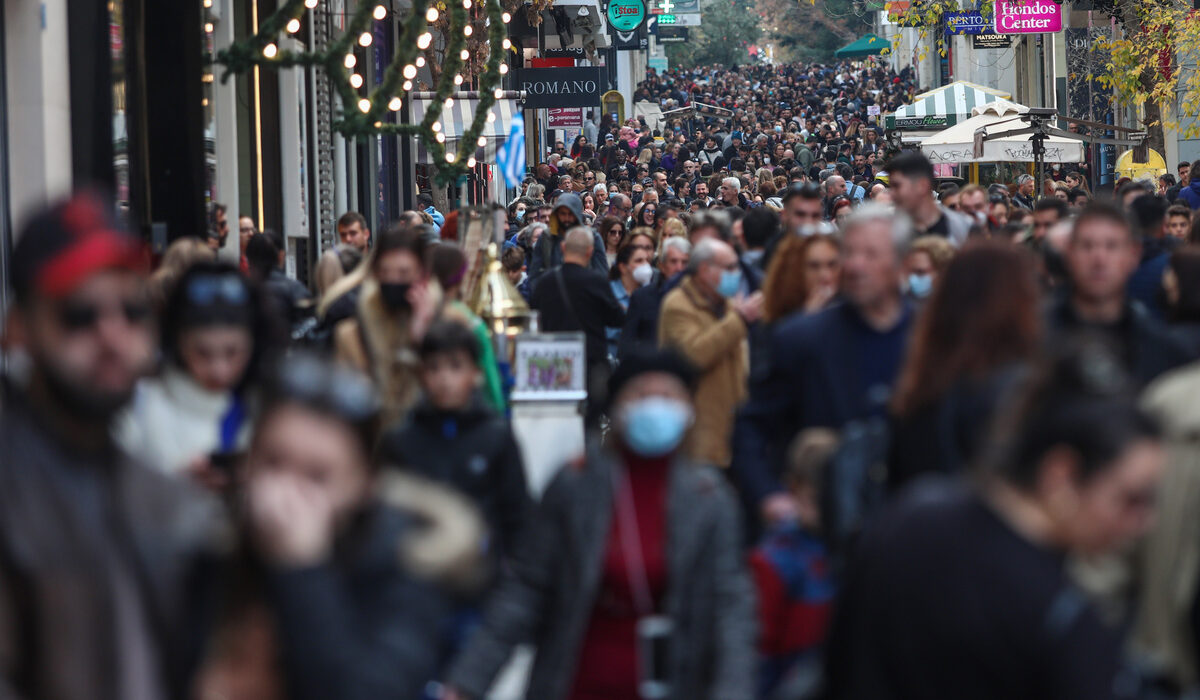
[11,57,1200,700]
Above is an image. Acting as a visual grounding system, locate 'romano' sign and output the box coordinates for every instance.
[519,67,604,109]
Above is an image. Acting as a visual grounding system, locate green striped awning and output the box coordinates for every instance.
[885,81,1012,131]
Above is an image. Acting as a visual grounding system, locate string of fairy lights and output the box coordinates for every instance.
[213,0,513,183]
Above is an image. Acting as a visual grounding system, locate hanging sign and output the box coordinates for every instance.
[607,0,646,31]
[519,67,605,108]
[973,32,1014,48]
[994,0,1062,34]
[612,23,649,50]
[548,108,584,128]
[944,11,988,35]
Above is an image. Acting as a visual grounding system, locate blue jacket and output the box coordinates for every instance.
[424,206,445,233]
[732,302,914,507]
[1180,180,1200,210]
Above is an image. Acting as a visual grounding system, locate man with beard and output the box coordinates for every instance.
[0,193,219,700]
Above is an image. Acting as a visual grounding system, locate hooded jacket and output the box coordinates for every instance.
[1180,180,1200,211]
[527,193,609,282]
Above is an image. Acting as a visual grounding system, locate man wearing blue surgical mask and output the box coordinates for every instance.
[658,239,763,468]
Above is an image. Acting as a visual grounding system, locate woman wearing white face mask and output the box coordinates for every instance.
[606,242,653,362]
[443,349,756,700]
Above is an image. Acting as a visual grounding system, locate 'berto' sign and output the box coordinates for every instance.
[607,0,646,31]
[994,0,1062,34]
[519,67,604,109]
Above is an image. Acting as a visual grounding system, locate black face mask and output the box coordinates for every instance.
[379,283,412,311]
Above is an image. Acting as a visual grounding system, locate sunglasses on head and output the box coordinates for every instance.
[186,273,249,307]
[271,354,380,424]
[58,297,151,332]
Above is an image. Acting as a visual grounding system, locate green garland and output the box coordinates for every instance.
[214,0,508,184]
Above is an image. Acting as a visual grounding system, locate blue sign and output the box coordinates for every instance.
[945,11,988,35]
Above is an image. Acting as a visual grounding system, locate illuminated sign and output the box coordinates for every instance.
[607,0,646,31]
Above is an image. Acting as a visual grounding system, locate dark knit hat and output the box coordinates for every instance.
[606,348,697,409]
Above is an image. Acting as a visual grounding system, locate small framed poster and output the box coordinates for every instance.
[512,333,588,402]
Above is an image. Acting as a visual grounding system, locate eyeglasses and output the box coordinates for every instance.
[58,297,151,332]
[185,273,249,307]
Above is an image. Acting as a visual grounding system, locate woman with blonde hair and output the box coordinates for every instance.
[148,237,215,309]
[637,148,653,167]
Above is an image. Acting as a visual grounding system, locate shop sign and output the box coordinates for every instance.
[893,115,950,129]
[548,108,583,128]
[607,0,646,32]
[944,11,988,35]
[519,67,605,108]
[973,32,1014,48]
[994,0,1062,34]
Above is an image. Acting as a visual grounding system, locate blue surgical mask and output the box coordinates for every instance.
[619,397,694,457]
[515,209,526,221]
[717,268,742,298]
[908,273,933,299]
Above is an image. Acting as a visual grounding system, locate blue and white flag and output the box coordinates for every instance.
[497,117,526,189]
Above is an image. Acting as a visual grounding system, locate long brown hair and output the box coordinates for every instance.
[891,241,1042,417]
[762,234,839,323]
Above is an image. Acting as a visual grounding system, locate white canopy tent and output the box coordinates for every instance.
[920,99,1086,164]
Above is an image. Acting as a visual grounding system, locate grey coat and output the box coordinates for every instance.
[447,452,757,700]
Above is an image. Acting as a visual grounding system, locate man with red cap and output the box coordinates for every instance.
[0,193,218,700]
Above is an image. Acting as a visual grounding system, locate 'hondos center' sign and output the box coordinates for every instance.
[994,0,1062,34]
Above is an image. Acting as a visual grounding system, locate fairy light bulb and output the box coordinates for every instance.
[436,132,446,143]
[204,22,214,33]
[445,97,454,107]
[454,74,464,85]
[349,73,364,88]
[460,49,470,60]
[502,38,511,49]
[358,32,373,46]
[403,64,417,79]
[425,7,439,21]
[344,53,356,68]
[416,56,426,67]
[262,43,278,58]
[417,32,432,49]
[373,4,387,20]
[358,99,371,113]
[467,156,477,168]
[286,18,301,33]
[502,12,511,22]
[463,24,472,36]
[477,136,487,147]
[499,63,508,75]
[388,97,402,111]
[493,88,503,99]
[486,111,496,122]
[304,0,318,7]
[402,80,413,91]
[432,121,442,132]
[463,0,472,8]
[446,152,456,163]
[203,0,212,7]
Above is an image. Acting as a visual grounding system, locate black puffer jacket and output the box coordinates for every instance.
[379,396,530,557]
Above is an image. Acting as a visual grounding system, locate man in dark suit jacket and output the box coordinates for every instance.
[733,205,914,528]
[530,227,626,419]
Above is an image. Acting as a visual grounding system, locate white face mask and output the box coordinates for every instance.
[632,263,654,287]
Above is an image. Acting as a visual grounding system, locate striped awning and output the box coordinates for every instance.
[411,96,521,164]
[886,81,1012,132]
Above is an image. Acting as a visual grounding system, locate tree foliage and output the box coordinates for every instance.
[664,0,763,68]
[762,0,872,62]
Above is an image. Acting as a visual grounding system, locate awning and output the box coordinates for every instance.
[886,81,1012,132]
[835,34,888,58]
[919,99,1086,164]
[411,96,522,164]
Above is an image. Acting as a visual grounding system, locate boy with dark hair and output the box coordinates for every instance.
[379,319,530,559]
[500,245,530,300]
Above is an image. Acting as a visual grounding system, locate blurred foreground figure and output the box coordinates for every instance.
[194,355,459,700]
[824,341,1164,700]
[0,193,219,700]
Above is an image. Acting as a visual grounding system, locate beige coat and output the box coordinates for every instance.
[658,276,747,468]
[1133,362,1200,686]
[334,278,441,428]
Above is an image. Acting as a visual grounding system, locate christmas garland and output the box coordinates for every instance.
[214,0,511,183]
